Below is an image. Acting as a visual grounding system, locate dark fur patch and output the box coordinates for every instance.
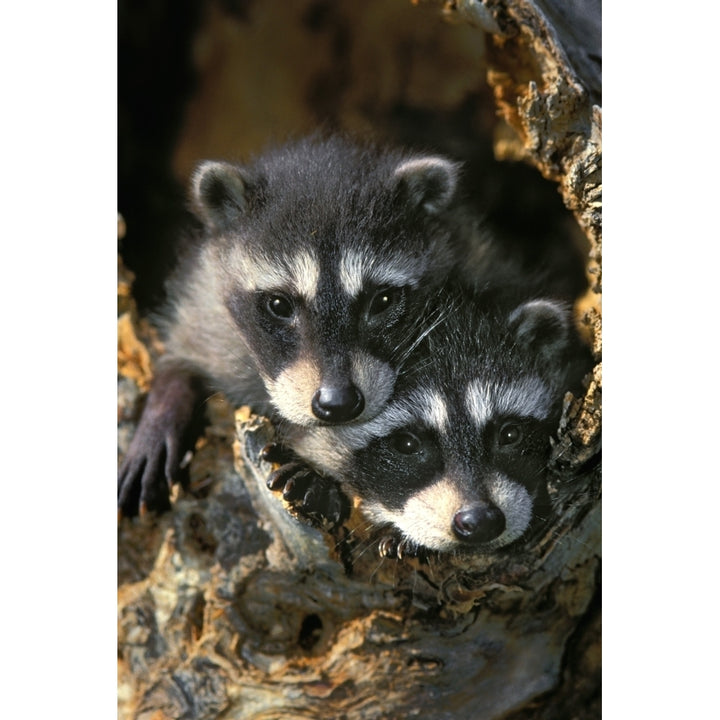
[305,286,592,550]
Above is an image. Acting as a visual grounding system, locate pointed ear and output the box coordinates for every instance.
[393,156,460,214]
[508,299,572,362]
[191,161,256,229]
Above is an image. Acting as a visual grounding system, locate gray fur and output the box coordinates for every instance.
[285,288,590,553]
[119,134,508,516]
[159,134,488,424]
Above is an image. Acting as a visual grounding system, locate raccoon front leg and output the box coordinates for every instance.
[118,365,207,517]
[262,444,351,531]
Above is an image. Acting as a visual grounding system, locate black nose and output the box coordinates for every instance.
[452,504,506,544]
[311,385,365,423]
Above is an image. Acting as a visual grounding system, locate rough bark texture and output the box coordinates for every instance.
[118,1,601,718]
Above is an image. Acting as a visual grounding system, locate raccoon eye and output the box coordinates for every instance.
[498,423,522,447]
[390,431,422,455]
[367,287,402,317]
[265,294,294,319]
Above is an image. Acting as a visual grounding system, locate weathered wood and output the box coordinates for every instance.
[446,0,601,278]
[118,398,600,719]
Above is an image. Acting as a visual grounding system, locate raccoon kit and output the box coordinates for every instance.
[278,287,591,557]
[118,134,510,517]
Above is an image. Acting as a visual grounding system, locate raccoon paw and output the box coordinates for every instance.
[377,534,424,561]
[118,368,205,519]
[266,459,350,531]
[117,422,190,519]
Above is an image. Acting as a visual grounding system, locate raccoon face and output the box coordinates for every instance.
[224,267,409,425]
[190,136,464,427]
[336,379,558,553]
[289,295,586,553]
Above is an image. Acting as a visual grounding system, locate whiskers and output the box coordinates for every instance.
[326,514,420,581]
[200,389,229,408]
[331,516,379,559]
[390,294,461,378]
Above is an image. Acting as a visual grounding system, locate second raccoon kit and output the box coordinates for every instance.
[118,133,523,517]
[273,286,591,557]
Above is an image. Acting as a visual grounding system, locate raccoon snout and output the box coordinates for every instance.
[452,504,506,544]
[311,385,365,423]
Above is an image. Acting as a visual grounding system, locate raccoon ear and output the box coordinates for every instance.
[508,299,571,361]
[191,161,255,228]
[393,157,460,214]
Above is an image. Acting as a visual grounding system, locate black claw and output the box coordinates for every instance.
[267,461,306,491]
[378,534,422,560]
[260,442,295,465]
[281,476,298,501]
[282,470,316,502]
[302,482,323,508]
[266,473,282,491]
[397,538,419,559]
[378,535,398,558]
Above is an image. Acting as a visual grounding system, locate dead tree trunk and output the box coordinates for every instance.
[118,1,601,717]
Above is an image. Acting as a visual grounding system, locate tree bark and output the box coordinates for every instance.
[118,2,601,718]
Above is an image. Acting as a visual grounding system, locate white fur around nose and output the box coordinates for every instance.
[266,351,395,428]
[485,474,533,548]
[368,477,467,553]
[267,357,321,426]
[364,472,535,553]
